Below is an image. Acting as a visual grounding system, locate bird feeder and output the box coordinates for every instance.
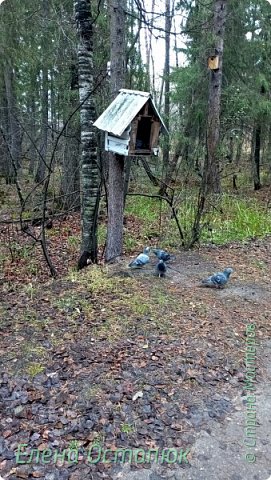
[93,89,167,156]
[208,55,219,70]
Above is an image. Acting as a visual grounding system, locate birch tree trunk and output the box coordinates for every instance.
[74,0,100,269]
[203,0,227,193]
[106,0,126,262]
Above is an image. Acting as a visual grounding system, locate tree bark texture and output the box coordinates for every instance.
[35,0,49,184]
[28,95,37,176]
[60,65,80,211]
[204,0,227,194]
[159,0,171,196]
[0,77,10,180]
[106,0,126,262]
[35,63,49,183]
[163,0,171,178]
[74,0,100,268]
[252,85,265,191]
[60,121,80,211]
[253,125,261,191]
[3,63,22,183]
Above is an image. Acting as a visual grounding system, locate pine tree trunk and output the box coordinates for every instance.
[204,0,227,194]
[144,0,155,92]
[106,0,126,262]
[159,0,171,196]
[235,134,243,165]
[35,66,48,183]
[0,128,9,180]
[60,64,80,211]
[3,63,22,183]
[74,0,100,269]
[253,125,261,191]
[60,121,80,211]
[28,95,37,176]
[0,77,10,181]
[35,0,49,184]
[252,85,265,191]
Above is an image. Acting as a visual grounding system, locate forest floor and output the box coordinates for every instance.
[1,226,271,480]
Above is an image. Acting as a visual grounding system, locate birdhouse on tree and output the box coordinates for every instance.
[208,55,219,70]
[93,89,167,156]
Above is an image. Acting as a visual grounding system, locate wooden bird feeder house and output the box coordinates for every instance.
[208,55,219,70]
[93,89,167,156]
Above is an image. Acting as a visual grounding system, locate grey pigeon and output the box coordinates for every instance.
[155,260,167,277]
[152,248,171,262]
[129,247,150,268]
[201,267,234,288]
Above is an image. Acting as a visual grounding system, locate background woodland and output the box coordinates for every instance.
[0,0,271,277]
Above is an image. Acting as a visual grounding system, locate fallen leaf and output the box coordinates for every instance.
[132,391,143,401]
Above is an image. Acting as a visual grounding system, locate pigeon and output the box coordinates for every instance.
[129,247,150,268]
[152,248,171,262]
[201,267,234,288]
[155,260,167,277]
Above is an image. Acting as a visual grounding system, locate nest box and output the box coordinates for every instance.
[208,55,219,70]
[93,89,168,156]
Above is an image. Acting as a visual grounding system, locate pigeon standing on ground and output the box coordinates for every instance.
[152,248,171,262]
[128,247,150,268]
[155,260,167,278]
[201,267,234,288]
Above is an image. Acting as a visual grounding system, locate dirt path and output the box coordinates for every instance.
[0,238,271,479]
[112,245,271,480]
[112,341,271,480]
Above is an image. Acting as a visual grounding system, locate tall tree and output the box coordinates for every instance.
[0,0,22,184]
[60,63,80,211]
[0,75,9,180]
[74,0,101,269]
[35,0,49,184]
[203,0,228,193]
[2,62,22,183]
[105,0,126,262]
[159,0,172,195]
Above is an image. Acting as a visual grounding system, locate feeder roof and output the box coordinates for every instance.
[93,89,167,137]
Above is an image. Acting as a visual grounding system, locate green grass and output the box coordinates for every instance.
[10,243,34,260]
[23,283,36,300]
[201,195,271,244]
[67,235,80,248]
[126,196,159,222]
[123,234,138,252]
[120,423,135,434]
[125,192,271,247]
[26,362,45,377]
[98,224,107,245]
